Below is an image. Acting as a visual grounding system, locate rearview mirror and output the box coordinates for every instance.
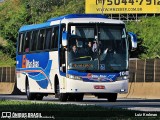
[62,31,68,46]
[128,32,137,51]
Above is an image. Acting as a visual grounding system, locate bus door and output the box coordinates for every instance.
[60,25,67,74]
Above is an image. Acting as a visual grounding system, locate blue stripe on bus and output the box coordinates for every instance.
[19,22,51,32]
[36,79,49,89]
[67,70,120,82]
[47,14,107,22]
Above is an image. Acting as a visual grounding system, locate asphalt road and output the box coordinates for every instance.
[0,95,160,112]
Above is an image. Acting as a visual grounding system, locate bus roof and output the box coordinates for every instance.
[47,14,107,22]
[19,14,107,32]
[19,14,123,32]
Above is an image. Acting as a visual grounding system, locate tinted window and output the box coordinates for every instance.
[45,28,52,50]
[24,32,31,52]
[18,33,25,53]
[37,29,45,50]
[31,30,38,51]
[51,26,59,49]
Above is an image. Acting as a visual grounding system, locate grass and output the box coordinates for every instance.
[0,100,159,120]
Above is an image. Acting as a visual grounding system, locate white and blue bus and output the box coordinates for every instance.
[16,14,136,102]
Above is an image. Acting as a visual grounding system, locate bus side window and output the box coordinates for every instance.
[51,26,59,50]
[45,28,52,50]
[31,30,38,51]
[37,29,45,50]
[24,32,31,52]
[18,33,25,53]
[54,27,59,49]
[51,27,55,49]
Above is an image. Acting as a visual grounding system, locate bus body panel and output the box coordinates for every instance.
[17,72,26,92]
[16,51,59,93]
[65,78,128,93]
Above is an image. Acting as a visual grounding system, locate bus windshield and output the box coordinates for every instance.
[67,23,128,72]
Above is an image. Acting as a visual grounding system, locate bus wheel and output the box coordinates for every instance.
[75,94,84,102]
[56,83,68,102]
[68,94,76,101]
[107,93,117,102]
[35,94,43,100]
[26,81,35,100]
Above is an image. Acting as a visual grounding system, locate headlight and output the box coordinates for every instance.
[117,76,129,81]
[67,74,82,80]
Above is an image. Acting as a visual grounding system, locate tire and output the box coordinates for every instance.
[75,94,84,102]
[35,94,43,100]
[59,93,68,102]
[107,93,117,102]
[55,82,68,102]
[68,94,76,101]
[26,81,35,100]
[67,93,84,102]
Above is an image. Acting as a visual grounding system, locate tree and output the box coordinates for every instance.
[127,16,160,59]
[0,0,85,59]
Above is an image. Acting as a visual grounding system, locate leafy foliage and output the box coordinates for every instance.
[127,16,160,59]
[0,51,15,67]
[0,0,28,41]
[0,0,84,66]
[0,0,84,42]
